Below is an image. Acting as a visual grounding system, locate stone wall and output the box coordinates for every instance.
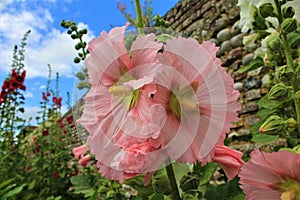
[164,0,287,154]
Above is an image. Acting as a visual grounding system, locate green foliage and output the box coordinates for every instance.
[205,178,245,200]
[237,57,264,73]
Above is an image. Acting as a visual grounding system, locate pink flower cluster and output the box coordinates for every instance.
[76,23,242,183]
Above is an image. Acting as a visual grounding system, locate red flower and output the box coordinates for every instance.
[20,85,26,91]
[42,130,49,136]
[52,96,62,107]
[53,171,59,179]
[42,92,47,100]
[25,166,30,172]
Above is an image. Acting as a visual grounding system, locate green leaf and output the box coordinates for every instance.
[256,108,275,118]
[2,184,25,199]
[251,134,279,144]
[0,178,14,190]
[77,81,91,90]
[70,174,96,195]
[124,175,154,197]
[257,95,282,110]
[149,193,164,200]
[193,162,218,186]
[172,162,193,190]
[75,72,86,80]
[237,57,264,73]
[205,178,244,200]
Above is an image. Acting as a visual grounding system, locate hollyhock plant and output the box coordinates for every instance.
[239,149,300,200]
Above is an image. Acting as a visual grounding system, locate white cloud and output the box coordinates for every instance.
[0,0,13,11]
[24,91,34,98]
[39,85,46,89]
[0,3,94,79]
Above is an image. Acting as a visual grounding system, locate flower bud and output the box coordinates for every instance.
[282,6,295,18]
[285,118,297,128]
[259,115,285,134]
[281,18,297,34]
[268,83,289,101]
[275,65,295,83]
[267,36,282,51]
[259,3,275,18]
[180,173,200,191]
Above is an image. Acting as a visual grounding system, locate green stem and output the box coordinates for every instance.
[166,162,181,200]
[294,92,300,132]
[274,0,294,68]
[274,0,300,132]
[134,0,144,28]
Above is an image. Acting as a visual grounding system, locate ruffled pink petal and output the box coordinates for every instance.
[212,145,244,180]
[130,33,162,67]
[85,23,132,86]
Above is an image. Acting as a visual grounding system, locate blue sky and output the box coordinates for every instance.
[0,0,178,123]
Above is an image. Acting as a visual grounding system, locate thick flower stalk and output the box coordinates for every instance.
[239,149,300,200]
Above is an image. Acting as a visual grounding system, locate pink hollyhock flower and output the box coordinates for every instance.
[153,38,240,165]
[72,144,88,159]
[212,145,244,180]
[78,23,167,183]
[239,149,300,200]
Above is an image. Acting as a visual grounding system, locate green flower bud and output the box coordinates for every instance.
[259,3,275,18]
[281,18,297,34]
[73,57,81,64]
[285,118,297,128]
[259,115,285,134]
[267,36,282,51]
[180,173,200,192]
[152,174,171,195]
[268,83,289,101]
[75,42,83,50]
[275,65,295,83]
[282,6,295,18]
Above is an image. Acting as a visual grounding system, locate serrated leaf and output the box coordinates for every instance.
[251,134,279,144]
[237,57,264,73]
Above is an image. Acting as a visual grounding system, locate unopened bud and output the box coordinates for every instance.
[268,83,289,101]
[259,3,275,18]
[259,115,285,134]
[275,65,295,83]
[281,18,297,34]
[285,118,297,128]
[180,173,200,191]
[282,6,295,18]
[267,36,281,51]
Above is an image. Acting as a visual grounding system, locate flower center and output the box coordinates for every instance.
[109,84,141,111]
[168,89,198,120]
[279,178,300,200]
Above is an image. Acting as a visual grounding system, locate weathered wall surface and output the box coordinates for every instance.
[164,0,286,154]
